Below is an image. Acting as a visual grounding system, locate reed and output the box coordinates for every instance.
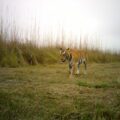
[0,17,120,67]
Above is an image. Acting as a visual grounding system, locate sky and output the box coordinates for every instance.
[0,0,120,51]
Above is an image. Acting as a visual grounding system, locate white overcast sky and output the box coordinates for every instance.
[0,0,120,51]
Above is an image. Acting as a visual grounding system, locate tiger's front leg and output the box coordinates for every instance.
[69,62,74,77]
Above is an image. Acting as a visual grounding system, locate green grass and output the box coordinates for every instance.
[0,36,120,67]
[0,38,60,67]
[0,63,120,120]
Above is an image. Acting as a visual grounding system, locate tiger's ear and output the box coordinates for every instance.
[59,48,64,54]
[66,48,69,50]
[66,48,70,52]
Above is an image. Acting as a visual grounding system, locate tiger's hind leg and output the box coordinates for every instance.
[83,58,87,74]
[76,59,82,75]
[77,63,80,74]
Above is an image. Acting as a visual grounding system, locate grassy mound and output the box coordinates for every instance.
[0,32,120,67]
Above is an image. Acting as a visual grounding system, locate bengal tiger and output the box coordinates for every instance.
[60,48,87,76]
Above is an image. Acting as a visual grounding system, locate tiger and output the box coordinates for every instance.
[60,48,87,77]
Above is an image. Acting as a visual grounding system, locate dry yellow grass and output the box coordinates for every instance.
[0,63,120,120]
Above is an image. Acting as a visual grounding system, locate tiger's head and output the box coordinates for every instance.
[59,48,72,62]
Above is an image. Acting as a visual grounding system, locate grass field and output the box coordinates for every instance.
[0,62,120,120]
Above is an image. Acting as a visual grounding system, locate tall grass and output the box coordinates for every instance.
[0,38,59,67]
[0,17,120,67]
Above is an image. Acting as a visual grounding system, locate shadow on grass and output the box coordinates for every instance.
[77,81,120,89]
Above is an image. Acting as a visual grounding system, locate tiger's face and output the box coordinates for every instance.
[60,48,71,62]
[60,48,67,62]
[60,48,66,62]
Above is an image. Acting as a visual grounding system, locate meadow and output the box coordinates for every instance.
[0,17,120,120]
[0,63,120,120]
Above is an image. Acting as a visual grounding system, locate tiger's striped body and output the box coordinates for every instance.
[60,48,87,76]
